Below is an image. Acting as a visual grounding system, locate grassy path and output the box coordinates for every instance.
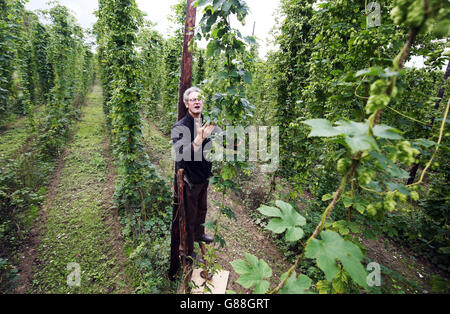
[18,85,131,293]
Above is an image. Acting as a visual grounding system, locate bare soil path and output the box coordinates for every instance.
[141,117,292,293]
[141,116,448,294]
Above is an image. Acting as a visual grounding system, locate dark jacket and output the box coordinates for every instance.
[171,112,212,184]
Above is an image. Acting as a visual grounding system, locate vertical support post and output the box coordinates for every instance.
[173,1,197,293]
[178,0,197,121]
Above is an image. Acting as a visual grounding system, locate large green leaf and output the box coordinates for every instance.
[280,272,313,294]
[413,138,435,148]
[344,133,378,154]
[303,119,379,154]
[305,230,368,289]
[302,119,341,137]
[230,253,272,294]
[370,151,409,179]
[334,120,379,153]
[334,120,369,135]
[373,124,403,140]
[257,205,281,217]
[257,201,306,242]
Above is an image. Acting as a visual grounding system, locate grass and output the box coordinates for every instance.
[0,113,19,132]
[141,114,173,180]
[0,117,30,166]
[30,85,130,293]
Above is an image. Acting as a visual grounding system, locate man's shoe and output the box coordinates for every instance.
[197,234,213,244]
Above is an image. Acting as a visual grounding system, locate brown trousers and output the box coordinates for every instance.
[169,175,209,279]
[184,177,209,255]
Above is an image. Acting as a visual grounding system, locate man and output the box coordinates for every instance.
[169,86,216,280]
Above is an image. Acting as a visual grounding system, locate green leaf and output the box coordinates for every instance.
[280,272,313,294]
[303,119,341,137]
[331,269,349,293]
[221,205,237,221]
[230,253,272,293]
[355,67,398,78]
[370,152,409,179]
[230,259,251,274]
[204,220,216,230]
[257,205,281,217]
[356,67,383,77]
[385,181,410,194]
[222,1,232,12]
[213,0,225,11]
[316,280,331,294]
[342,196,353,208]
[243,70,252,84]
[244,35,257,45]
[194,0,210,8]
[334,120,378,153]
[275,200,291,212]
[214,233,226,248]
[221,166,235,180]
[354,202,365,214]
[414,138,435,148]
[258,201,306,242]
[332,220,350,236]
[373,124,403,140]
[344,133,378,154]
[379,68,399,78]
[304,119,378,153]
[285,227,304,242]
[334,120,368,135]
[266,219,287,234]
[305,230,368,289]
[206,40,220,58]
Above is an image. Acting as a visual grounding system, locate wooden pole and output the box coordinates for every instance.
[172,0,197,291]
[178,0,197,121]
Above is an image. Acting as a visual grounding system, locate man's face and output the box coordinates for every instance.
[186,91,203,117]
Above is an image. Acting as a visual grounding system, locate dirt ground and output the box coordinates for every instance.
[205,186,293,293]
[360,235,446,293]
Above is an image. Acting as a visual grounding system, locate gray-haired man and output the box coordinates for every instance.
[169,87,216,280]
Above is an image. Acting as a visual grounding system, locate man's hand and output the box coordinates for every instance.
[195,120,215,141]
[193,120,215,151]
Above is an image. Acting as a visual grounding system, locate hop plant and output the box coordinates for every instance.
[357,168,376,186]
[337,158,352,174]
[391,0,424,27]
[394,141,420,166]
[384,191,397,212]
[370,79,388,95]
[391,0,450,36]
[366,94,391,114]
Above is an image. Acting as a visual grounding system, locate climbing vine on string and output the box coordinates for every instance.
[230,0,449,294]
